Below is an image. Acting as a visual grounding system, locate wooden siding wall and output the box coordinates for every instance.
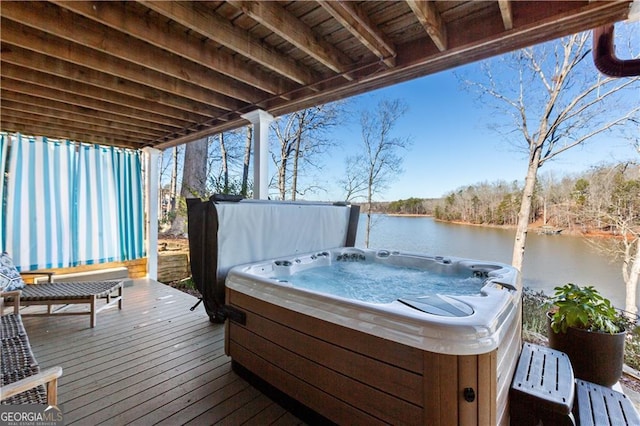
[226,289,506,425]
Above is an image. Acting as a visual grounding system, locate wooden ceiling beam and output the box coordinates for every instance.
[0,119,141,148]
[1,95,167,138]
[258,1,632,124]
[319,1,396,68]
[1,107,160,141]
[0,51,212,125]
[1,1,260,106]
[228,0,354,77]
[405,0,448,51]
[498,0,513,30]
[52,1,294,98]
[140,0,317,86]
[0,77,188,131]
[0,20,240,116]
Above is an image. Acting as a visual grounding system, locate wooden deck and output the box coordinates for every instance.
[20,278,305,425]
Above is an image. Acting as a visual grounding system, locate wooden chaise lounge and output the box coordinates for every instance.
[1,291,63,406]
[5,278,124,328]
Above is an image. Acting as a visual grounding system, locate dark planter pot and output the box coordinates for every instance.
[547,313,625,387]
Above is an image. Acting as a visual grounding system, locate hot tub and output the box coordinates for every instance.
[224,247,522,425]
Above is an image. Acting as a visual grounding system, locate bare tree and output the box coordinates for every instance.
[467,31,639,272]
[577,158,640,317]
[166,136,208,236]
[158,146,180,224]
[206,130,246,195]
[219,133,229,193]
[242,125,252,197]
[342,98,412,247]
[271,102,345,200]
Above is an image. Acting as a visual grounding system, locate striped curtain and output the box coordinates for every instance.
[74,144,144,265]
[0,134,8,251]
[6,135,75,270]
[111,147,145,261]
[4,135,145,271]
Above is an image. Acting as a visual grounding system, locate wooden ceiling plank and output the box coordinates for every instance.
[498,0,513,30]
[52,0,294,97]
[319,1,397,67]
[0,50,212,125]
[228,0,353,76]
[268,1,631,118]
[405,0,448,51]
[0,18,241,115]
[1,97,166,139]
[1,108,159,141]
[1,1,259,106]
[0,119,143,148]
[140,0,317,86]
[0,77,188,132]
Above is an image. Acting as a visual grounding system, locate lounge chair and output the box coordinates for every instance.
[0,253,124,328]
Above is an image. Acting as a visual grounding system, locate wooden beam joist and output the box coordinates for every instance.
[228,0,354,78]
[140,0,317,86]
[406,0,448,51]
[52,0,295,98]
[0,18,242,115]
[0,120,140,148]
[0,50,212,125]
[320,1,397,68]
[1,109,159,142]
[498,0,513,30]
[1,96,167,139]
[1,1,260,106]
[0,77,191,132]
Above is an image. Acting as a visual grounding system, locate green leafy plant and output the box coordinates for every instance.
[547,283,626,334]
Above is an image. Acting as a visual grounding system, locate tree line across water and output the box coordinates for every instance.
[376,161,640,236]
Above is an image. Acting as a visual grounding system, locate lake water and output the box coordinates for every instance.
[354,215,629,310]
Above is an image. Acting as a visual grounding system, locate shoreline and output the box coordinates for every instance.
[383,213,612,238]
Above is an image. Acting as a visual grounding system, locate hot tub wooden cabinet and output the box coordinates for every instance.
[224,289,521,425]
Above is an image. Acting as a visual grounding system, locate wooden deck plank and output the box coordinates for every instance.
[20,278,305,425]
[238,397,294,425]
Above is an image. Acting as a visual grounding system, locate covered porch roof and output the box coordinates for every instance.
[1,1,636,149]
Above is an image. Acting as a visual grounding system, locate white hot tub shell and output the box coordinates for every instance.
[225,247,522,425]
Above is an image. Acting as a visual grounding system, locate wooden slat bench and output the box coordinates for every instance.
[5,280,124,328]
[575,379,640,426]
[1,291,62,405]
[510,342,640,426]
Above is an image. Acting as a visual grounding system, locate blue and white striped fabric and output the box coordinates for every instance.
[0,134,8,252]
[4,134,145,271]
[6,135,75,271]
[111,147,145,261]
[74,144,121,265]
[74,144,145,265]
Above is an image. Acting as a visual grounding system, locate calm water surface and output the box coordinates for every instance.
[355,215,628,309]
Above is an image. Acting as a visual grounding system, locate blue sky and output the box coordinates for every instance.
[164,23,639,202]
[310,26,640,202]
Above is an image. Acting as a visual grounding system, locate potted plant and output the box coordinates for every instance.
[546,283,628,387]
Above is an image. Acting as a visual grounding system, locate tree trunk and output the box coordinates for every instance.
[291,134,302,201]
[170,146,178,214]
[219,133,229,193]
[512,146,542,271]
[278,156,287,200]
[242,126,252,197]
[364,175,374,248]
[167,137,208,236]
[365,206,372,248]
[625,238,640,317]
